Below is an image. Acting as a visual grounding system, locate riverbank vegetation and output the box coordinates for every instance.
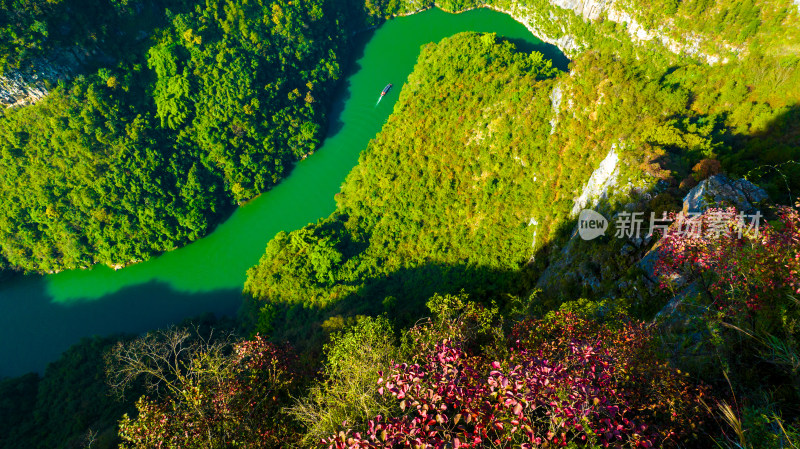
[1,0,800,446]
[0,0,373,273]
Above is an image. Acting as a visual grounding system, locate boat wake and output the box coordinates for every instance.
[376,83,391,107]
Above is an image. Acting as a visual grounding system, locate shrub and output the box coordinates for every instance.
[112,331,299,449]
[653,205,800,438]
[323,307,709,448]
[290,316,402,445]
[655,205,800,324]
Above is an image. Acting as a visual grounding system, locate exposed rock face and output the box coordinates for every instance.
[5,0,747,107]
[549,0,611,20]
[571,146,620,216]
[535,145,624,290]
[1,47,91,108]
[638,175,769,322]
[682,175,769,214]
[600,5,734,64]
[486,0,735,64]
[548,84,563,134]
[488,4,582,54]
[640,176,768,284]
[0,72,50,107]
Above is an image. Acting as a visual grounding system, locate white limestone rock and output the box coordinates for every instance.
[682,175,769,214]
[570,146,620,216]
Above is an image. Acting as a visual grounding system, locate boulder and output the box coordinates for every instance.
[682,175,768,214]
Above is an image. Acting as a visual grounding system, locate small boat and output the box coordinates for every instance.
[381,84,392,96]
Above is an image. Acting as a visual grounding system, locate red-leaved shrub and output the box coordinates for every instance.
[118,336,297,449]
[654,205,800,318]
[324,311,709,448]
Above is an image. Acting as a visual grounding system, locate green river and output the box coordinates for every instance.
[0,7,566,377]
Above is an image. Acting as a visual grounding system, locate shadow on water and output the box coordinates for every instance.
[506,37,571,71]
[325,30,376,140]
[0,277,240,377]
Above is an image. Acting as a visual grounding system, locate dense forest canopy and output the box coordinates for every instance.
[0,0,362,273]
[243,33,566,340]
[1,0,798,274]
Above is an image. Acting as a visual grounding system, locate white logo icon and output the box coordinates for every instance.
[578,209,608,240]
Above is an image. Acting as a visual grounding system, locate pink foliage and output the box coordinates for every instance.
[119,336,296,449]
[654,205,800,316]
[323,336,654,448]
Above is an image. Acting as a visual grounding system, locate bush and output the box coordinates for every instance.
[290,316,403,445]
[654,205,800,439]
[110,330,299,449]
[323,302,709,448]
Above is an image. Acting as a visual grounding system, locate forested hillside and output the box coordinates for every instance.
[244,33,564,343]
[0,0,355,273]
[2,0,797,274]
[242,24,800,343]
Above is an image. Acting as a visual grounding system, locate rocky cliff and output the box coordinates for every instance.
[0,47,92,108]
[2,0,766,107]
[487,0,738,64]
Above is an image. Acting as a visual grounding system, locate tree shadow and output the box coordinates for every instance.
[723,104,800,204]
[323,29,376,140]
[652,104,800,204]
[16,0,185,77]
[248,258,542,361]
[505,37,571,72]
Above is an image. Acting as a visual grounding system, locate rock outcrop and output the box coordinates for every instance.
[639,175,770,323]
[535,145,625,291]
[639,176,769,285]
[5,0,756,107]
[682,175,769,214]
[487,0,738,64]
[548,84,563,134]
[488,3,582,55]
[570,146,620,216]
[1,47,91,108]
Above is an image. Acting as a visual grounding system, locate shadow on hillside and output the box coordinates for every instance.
[533,103,800,319]
[0,277,241,378]
[725,104,800,204]
[251,258,544,360]
[652,103,800,204]
[18,0,184,75]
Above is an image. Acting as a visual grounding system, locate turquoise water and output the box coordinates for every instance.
[0,7,565,377]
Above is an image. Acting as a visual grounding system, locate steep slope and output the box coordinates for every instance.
[242,32,722,343]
